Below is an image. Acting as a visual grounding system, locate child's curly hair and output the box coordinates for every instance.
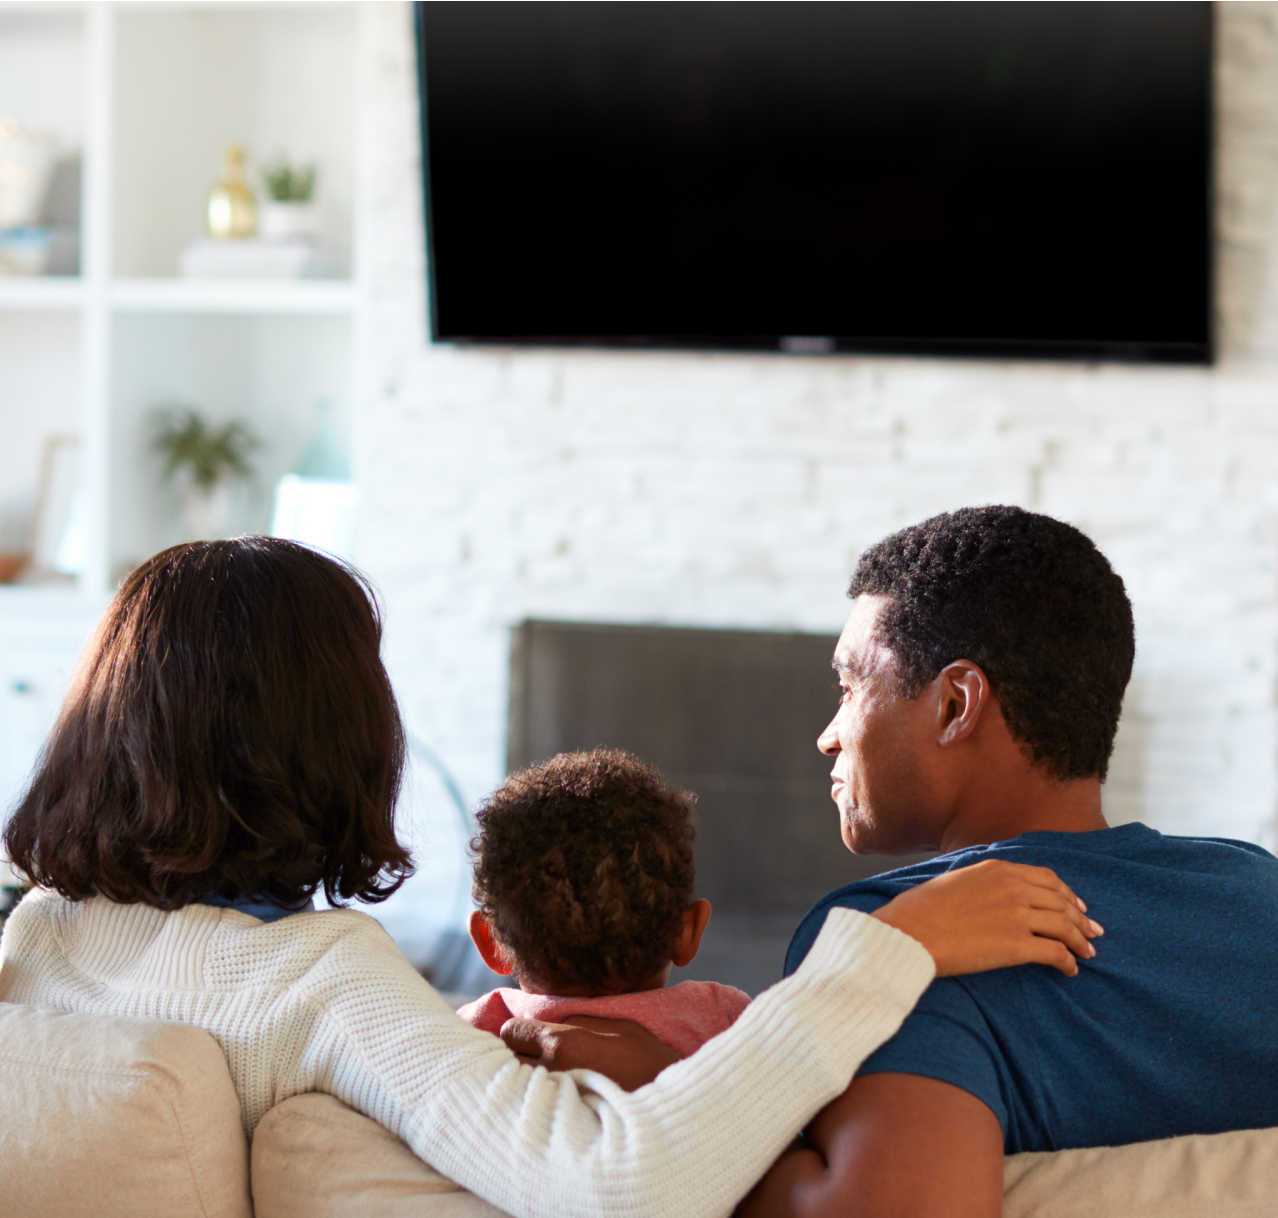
[471,749,697,994]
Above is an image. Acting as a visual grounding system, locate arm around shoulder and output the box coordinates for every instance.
[305,907,935,1218]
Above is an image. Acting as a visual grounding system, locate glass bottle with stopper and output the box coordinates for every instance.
[207,145,257,239]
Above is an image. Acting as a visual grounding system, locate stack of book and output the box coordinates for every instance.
[179,238,340,279]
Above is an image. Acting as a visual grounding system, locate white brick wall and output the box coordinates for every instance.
[355,4,1278,932]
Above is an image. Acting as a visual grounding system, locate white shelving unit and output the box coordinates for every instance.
[0,1,366,813]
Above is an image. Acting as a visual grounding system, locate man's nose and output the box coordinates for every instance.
[817,717,841,756]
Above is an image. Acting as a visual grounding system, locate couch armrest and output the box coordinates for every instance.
[0,1002,251,1218]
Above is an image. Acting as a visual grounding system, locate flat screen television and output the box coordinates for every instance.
[416,2,1212,363]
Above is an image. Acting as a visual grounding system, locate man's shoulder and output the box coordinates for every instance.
[783,857,955,976]
[1149,831,1277,866]
[785,824,1278,978]
[783,842,1044,975]
[788,824,1278,1154]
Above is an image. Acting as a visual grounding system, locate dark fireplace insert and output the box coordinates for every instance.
[508,619,931,994]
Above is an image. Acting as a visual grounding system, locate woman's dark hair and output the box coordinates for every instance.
[3,537,412,908]
[850,505,1135,782]
[472,749,696,994]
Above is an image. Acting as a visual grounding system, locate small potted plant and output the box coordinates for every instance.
[259,157,319,242]
[154,408,260,541]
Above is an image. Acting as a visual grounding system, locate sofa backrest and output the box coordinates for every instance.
[1003,1126,1278,1218]
[253,1092,508,1218]
[4,997,1277,1218]
[0,1001,252,1218]
[254,1089,1278,1218]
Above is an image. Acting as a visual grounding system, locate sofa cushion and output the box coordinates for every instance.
[0,1002,252,1218]
[252,1092,510,1218]
[1003,1125,1278,1217]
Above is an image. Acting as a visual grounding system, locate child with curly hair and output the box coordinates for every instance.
[459,748,751,1057]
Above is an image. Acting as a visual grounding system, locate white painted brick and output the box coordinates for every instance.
[354,4,1278,931]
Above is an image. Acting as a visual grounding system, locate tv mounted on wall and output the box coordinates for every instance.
[416,2,1212,363]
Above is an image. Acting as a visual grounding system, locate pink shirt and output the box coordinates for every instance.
[457,980,753,1059]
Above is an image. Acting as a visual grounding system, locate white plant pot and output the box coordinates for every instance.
[259,201,320,243]
[179,482,235,542]
[0,119,57,229]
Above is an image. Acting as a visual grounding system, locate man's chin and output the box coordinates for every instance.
[840,819,886,856]
[840,815,917,857]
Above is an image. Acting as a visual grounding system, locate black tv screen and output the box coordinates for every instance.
[417,2,1212,362]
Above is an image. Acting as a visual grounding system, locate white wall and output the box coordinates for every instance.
[355,3,1278,937]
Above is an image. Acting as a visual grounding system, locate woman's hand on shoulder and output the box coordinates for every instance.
[872,859,1104,978]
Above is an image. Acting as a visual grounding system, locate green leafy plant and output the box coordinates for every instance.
[154,409,260,491]
[261,158,317,203]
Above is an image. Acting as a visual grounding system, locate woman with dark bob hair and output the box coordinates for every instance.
[0,538,1096,1218]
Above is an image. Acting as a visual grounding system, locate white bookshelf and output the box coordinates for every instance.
[0,1,368,814]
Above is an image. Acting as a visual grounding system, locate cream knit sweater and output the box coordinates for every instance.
[0,889,933,1218]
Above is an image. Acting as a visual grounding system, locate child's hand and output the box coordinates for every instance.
[872,859,1103,978]
[500,1014,681,1090]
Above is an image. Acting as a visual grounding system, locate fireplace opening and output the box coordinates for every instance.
[508,619,932,994]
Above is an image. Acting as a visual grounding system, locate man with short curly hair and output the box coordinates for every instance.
[737,505,1278,1218]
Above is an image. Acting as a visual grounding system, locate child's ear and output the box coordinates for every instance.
[467,910,515,977]
[670,899,713,968]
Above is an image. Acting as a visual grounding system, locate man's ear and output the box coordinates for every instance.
[670,899,713,968]
[468,910,515,976]
[933,660,993,747]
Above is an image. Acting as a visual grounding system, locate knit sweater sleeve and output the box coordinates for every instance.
[296,906,934,1218]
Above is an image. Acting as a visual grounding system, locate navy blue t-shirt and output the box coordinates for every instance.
[784,823,1278,1153]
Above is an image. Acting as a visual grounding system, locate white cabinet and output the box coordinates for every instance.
[0,592,99,815]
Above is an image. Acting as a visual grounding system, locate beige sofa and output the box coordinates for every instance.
[1,1001,1275,1218]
